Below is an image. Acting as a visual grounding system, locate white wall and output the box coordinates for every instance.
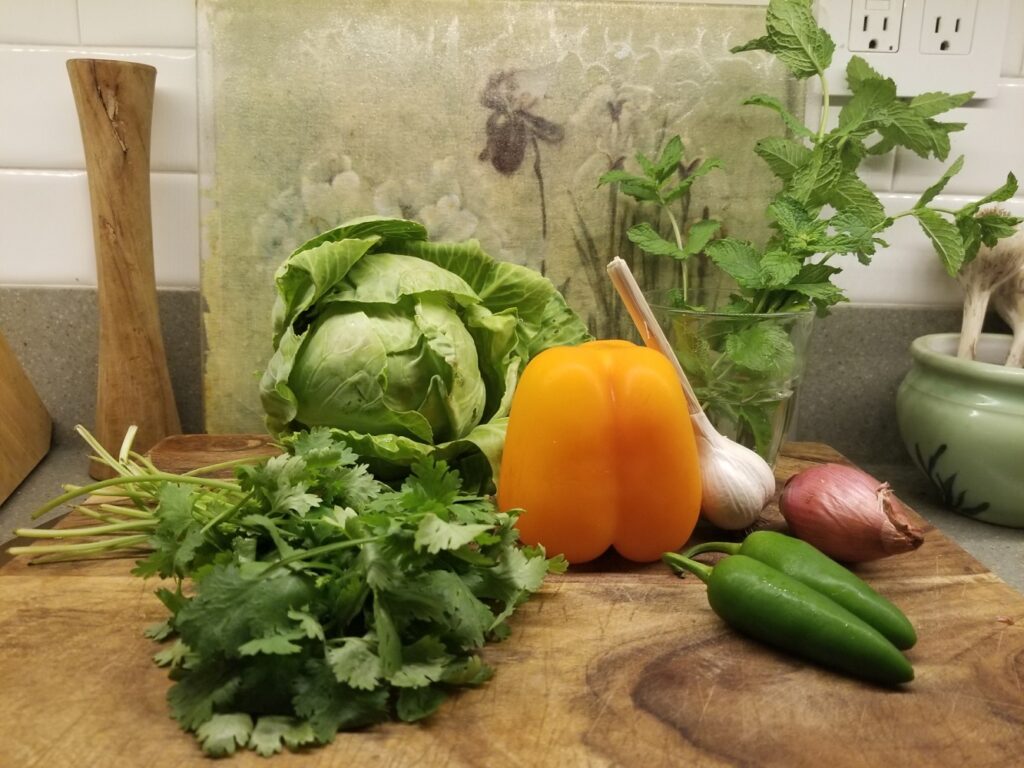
[1,0,1023,305]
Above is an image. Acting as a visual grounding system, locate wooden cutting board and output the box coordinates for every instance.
[2,436,1023,767]
[0,330,51,504]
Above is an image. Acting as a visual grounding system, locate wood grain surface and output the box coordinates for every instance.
[2,436,1023,767]
[67,58,180,480]
[0,331,51,504]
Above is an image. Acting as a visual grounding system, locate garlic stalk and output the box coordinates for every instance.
[956,210,1024,360]
[993,259,1024,367]
[607,257,775,529]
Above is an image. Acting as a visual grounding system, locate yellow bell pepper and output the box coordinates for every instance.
[497,339,701,564]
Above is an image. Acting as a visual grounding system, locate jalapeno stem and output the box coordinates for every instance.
[683,541,742,558]
[662,552,713,583]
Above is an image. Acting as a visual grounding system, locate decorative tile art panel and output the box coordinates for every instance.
[198,0,800,432]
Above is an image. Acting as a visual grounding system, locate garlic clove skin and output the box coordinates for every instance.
[696,430,776,530]
[780,463,924,562]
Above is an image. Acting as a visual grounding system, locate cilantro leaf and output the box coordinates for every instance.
[415,513,492,554]
[167,662,241,731]
[196,713,253,757]
[327,637,382,690]
[248,716,317,757]
[292,659,390,743]
[174,565,313,658]
[396,686,448,723]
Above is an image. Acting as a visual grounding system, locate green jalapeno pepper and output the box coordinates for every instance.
[663,552,914,686]
[684,531,916,650]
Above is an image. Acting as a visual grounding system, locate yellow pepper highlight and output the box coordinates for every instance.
[497,339,702,564]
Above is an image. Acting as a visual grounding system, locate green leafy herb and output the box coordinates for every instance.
[599,0,1022,457]
[11,426,561,757]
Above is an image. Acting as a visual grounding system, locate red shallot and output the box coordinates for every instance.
[779,463,924,563]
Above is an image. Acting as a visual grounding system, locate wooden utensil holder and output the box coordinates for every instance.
[67,59,181,479]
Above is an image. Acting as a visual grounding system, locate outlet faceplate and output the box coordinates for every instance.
[818,0,1009,98]
[849,0,905,53]
[920,0,978,54]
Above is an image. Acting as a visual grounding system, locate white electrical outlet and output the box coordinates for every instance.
[817,0,1010,98]
[849,0,905,52]
[920,0,978,54]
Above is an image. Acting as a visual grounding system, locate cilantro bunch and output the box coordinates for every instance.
[13,427,562,757]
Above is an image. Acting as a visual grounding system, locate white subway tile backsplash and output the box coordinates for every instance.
[0,0,1022,307]
[0,0,78,44]
[892,81,1024,198]
[0,169,199,287]
[78,0,196,48]
[832,194,1024,306]
[1001,2,1024,76]
[0,44,197,172]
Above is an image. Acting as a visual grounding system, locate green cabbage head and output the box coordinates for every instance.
[260,216,591,490]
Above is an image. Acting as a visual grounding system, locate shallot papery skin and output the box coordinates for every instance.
[779,463,925,563]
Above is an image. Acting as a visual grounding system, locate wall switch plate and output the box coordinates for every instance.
[817,0,1009,98]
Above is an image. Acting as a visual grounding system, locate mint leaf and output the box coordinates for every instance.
[725,324,795,373]
[845,56,886,92]
[760,251,803,288]
[913,208,966,275]
[827,173,885,224]
[956,172,1019,219]
[916,155,965,209]
[654,135,684,183]
[706,239,763,289]
[754,137,812,180]
[787,263,846,309]
[626,222,686,260]
[733,0,834,79]
[909,91,972,118]
[664,158,724,203]
[837,78,896,138]
[789,144,844,206]
[683,219,722,257]
[743,94,815,138]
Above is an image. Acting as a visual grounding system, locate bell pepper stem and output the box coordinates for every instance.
[683,541,742,558]
[662,552,713,583]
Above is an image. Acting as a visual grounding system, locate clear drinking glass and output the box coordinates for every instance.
[647,288,815,466]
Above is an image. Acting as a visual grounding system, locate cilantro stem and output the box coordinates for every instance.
[200,490,254,535]
[183,456,268,477]
[7,534,151,558]
[14,519,158,538]
[32,473,242,520]
[263,535,382,575]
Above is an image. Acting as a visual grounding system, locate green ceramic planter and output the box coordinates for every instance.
[896,333,1024,528]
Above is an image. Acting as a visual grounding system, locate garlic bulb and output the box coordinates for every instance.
[607,258,775,530]
[957,210,1024,360]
